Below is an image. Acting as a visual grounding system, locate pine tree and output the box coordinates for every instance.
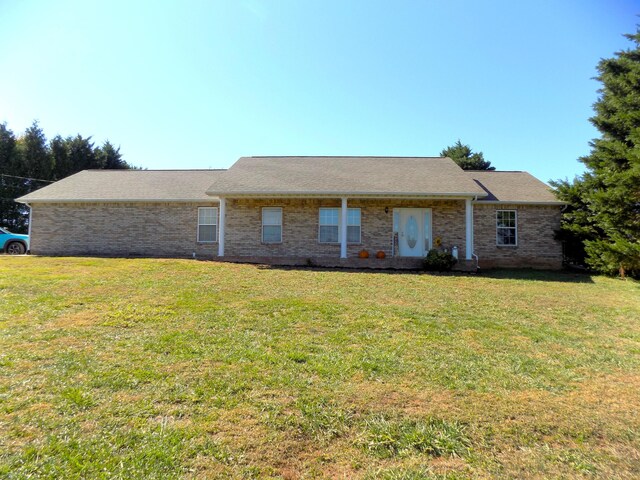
[0,123,17,174]
[96,140,128,169]
[440,140,495,170]
[16,120,53,179]
[554,27,640,278]
[66,135,100,170]
[50,135,72,180]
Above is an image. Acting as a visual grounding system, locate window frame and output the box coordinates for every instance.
[496,209,518,247]
[262,207,283,244]
[347,207,361,244]
[318,207,361,244]
[197,206,218,243]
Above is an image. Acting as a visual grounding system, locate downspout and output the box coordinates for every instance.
[26,202,32,253]
[471,195,479,270]
[465,196,474,260]
[218,198,226,257]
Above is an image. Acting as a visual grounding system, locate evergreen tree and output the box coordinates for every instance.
[96,140,128,169]
[66,134,101,170]
[0,123,17,174]
[16,120,53,179]
[440,140,495,170]
[0,123,23,231]
[554,27,640,278]
[1,121,131,232]
[50,135,72,180]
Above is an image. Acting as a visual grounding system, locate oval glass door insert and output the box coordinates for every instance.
[406,215,418,248]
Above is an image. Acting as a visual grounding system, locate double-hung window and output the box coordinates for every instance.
[347,208,361,243]
[318,207,361,243]
[197,207,217,242]
[262,207,282,243]
[496,210,517,246]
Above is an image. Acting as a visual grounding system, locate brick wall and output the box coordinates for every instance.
[30,202,219,258]
[473,203,562,269]
[29,199,563,269]
[224,198,467,258]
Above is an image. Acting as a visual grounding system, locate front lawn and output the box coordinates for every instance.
[1,258,639,479]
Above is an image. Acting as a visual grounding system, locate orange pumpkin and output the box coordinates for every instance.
[359,249,370,258]
[376,250,386,259]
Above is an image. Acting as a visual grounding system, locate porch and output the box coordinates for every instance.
[219,255,478,272]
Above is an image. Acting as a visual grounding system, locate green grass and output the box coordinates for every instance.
[0,257,639,479]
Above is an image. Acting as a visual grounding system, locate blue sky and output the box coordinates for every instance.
[0,1,637,182]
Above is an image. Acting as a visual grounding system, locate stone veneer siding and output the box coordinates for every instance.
[223,198,467,258]
[29,202,219,258]
[473,203,562,269]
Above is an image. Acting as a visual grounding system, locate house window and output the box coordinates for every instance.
[198,207,217,242]
[347,208,361,243]
[496,210,517,246]
[319,207,361,243]
[262,207,282,243]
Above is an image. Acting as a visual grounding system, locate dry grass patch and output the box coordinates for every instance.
[0,257,639,478]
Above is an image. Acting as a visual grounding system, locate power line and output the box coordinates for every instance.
[0,173,54,183]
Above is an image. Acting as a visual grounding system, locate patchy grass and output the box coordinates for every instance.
[0,257,639,479]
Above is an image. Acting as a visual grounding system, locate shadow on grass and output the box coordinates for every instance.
[254,263,596,283]
[479,268,595,283]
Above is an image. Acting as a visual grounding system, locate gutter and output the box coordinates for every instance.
[472,200,567,206]
[15,198,221,204]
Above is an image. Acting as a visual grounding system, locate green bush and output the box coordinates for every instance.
[423,249,457,272]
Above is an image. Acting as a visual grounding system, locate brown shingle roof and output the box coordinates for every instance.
[16,169,226,203]
[468,171,563,204]
[206,156,487,197]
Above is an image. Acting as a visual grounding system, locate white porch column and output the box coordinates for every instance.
[340,197,348,258]
[218,197,226,257]
[465,198,473,260]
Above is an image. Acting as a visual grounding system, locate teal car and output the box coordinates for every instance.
[0,227,29,254]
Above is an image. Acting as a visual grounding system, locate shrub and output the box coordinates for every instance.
[423,249,457,272]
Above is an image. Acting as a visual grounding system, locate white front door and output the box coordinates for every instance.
[396,208,431,257]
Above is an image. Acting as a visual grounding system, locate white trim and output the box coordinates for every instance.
[261,207,283,244]
[394,208,432,257]
[474,200,566,206]
[496,209,518,247]
[465,198,473,260]
[16,198,220,204]
[341,197,348,258]
[197,206,218,243]
[318,207,360,244]
[424,208,432,252]
[346,208,361,244]
[218,198,226,256]
[203,192,485,199]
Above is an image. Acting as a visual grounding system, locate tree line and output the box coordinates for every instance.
[1,121,134,233]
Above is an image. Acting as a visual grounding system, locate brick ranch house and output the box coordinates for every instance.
[17,156,565,269]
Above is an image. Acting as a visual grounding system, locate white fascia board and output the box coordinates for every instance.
[18,198,220,204]
[473,200,566,206]
[205,192,486,199]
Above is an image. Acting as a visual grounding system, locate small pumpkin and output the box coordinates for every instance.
[376,250,386,259]
[358,249,370,259]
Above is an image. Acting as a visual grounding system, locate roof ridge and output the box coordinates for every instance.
[467,170,526,173]
[245,156,448,159]
[82,169,228,172]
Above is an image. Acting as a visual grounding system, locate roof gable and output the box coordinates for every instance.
[468,171,563,204]
[206,156,487,197]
